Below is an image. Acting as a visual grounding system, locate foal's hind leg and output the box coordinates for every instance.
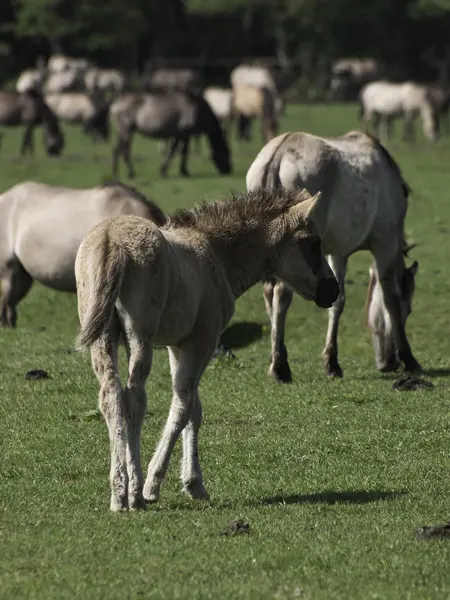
[322,255,348,378]
[91,330,128,511]
[143,343,213,503]
[263,278,293,383]
[122,325,153,510]
[1,263,33,327]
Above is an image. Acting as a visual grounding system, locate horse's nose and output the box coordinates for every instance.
[315,277,339,308]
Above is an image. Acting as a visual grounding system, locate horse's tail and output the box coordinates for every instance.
[75,234,126,351]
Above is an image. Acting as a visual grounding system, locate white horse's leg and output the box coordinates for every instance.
[181,392,209,500]
[91,334,128,511]
[0,262,33,327]
[373,250,421,373]
[143,345,212,503]
[122,331,153,510]
[403,112,415,142]
[322,255,348,377]
[264,279,293,383]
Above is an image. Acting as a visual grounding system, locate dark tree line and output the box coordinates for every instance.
[1,0,450,88]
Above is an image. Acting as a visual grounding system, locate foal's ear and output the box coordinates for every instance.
[291,190,322,222]
[409,260,419,275]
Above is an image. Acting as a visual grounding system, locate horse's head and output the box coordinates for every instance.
[271,190,339,309]
[366,258,418,371]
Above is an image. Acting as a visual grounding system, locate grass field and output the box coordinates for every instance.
[1,104,450,600]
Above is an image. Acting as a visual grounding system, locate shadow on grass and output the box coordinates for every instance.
[422,368,450,378]
[261,489,407,506]
[220,321,264,350]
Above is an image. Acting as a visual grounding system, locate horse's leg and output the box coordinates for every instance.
[403,113,414,142]
[264,279,293,383]
[1,262,33,327]
[322,255,348,378]
[91,330,128,511]
[122,138,135,179]
[112,137,123,178]
[373,113,381,139]
[160,138,180,178]
[20,125,33,157]
[179,136,190,177]
[143,344,213,503]
[373,250,421,373]
[122,326,153,510]
[386,116,394,140]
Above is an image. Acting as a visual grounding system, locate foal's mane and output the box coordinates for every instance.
[101,180,167,227]
[166,188,313,234]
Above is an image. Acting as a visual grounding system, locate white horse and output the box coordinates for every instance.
[246,130,420,381]
[360,81,439,142]
[16,69,45,93]
[85,68,127,95]
[0,181,165,327]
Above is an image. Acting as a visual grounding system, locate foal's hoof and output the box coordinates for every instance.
[183,481,210,501]
[129,493,147,511]
[110,495,128,512]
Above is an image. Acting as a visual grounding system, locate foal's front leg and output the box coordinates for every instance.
[323,255,348,377]
[143,345,212,503]
[181,392,209,500]
[263,278,293,383]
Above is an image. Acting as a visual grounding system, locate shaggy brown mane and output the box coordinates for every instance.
[101,180,167,227]
[166,188,313,233]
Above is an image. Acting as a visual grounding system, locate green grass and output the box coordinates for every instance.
[1,105,450,600]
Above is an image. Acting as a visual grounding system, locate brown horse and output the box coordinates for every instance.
[0,90,64,156]
[110,91,231,178]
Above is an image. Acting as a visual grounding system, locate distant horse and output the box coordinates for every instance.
[328,58,383,101]
[203,87,233,135]
[143,67,203,95]
[0,90,64,156]
[110,92,232,178]
[45,93,110,141]
[0,181,166,327]
[85,68,128,96]
[426,84,450,136]
[231,84,281,143]
[74,188,339,511]
[246,130,420,381]
[16,69,45,93]
[360,81,440,142]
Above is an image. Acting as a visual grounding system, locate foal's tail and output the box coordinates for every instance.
[75,235,126,351]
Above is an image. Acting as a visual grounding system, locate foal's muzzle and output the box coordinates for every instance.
[315,277,339,308]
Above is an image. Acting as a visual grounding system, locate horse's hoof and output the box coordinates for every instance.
[326,365,344,378]
[183,481,210,501]
[378,359,400,373]
[268,362,292,384]
[404,359,422,374]
[110,495,128,512]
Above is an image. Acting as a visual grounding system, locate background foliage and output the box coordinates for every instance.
[2,0,450,86]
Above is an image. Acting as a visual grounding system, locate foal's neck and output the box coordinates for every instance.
[208,227,272,299]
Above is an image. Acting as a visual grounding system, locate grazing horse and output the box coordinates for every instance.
[110,92,232,178]
[328,58,383,101]
[246,130,420,381]
[231,84,282,143]
[0,181,166,327]
[45,93,110,141]
[0,90,64,157]
[203,87,233,135]
[74,188,339,511]
[360,81,440,142]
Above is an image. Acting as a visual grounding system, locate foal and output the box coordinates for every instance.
[75,188,339,511]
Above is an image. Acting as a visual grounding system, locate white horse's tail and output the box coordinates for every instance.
[75,236,126,351]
